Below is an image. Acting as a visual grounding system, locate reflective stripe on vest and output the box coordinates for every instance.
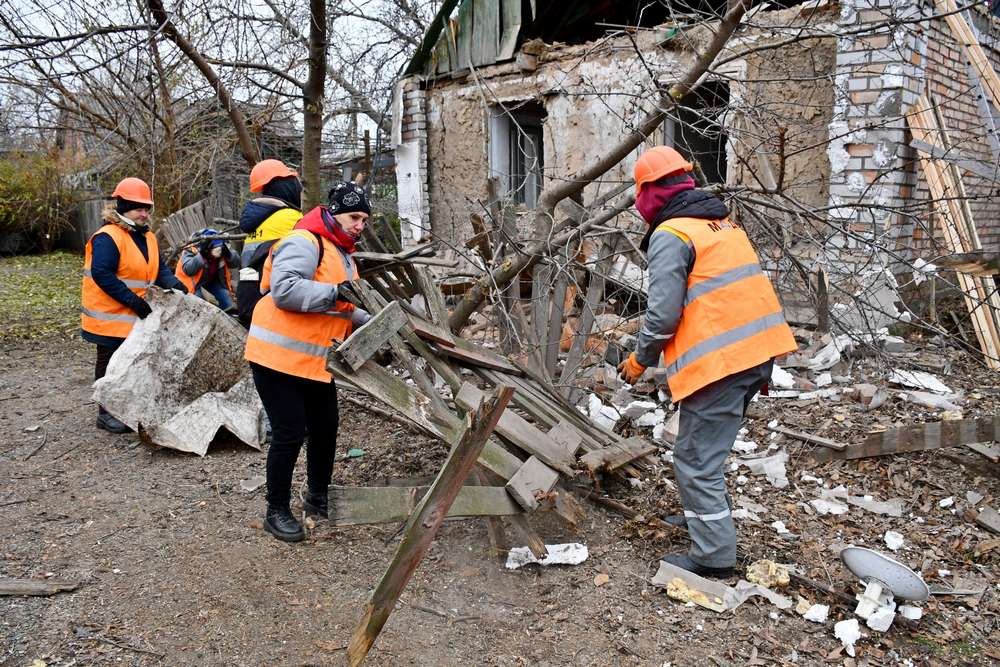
[655,216,797,402]
[245,230,356,382]
[81,224,159,339]
[82,268,149,290]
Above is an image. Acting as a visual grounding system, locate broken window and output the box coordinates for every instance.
[664,79,730,184]
[489,102,546,208]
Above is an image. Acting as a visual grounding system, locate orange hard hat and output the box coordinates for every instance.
[634,146,693,196]
[111,177,154,206]
[249,159,298,192]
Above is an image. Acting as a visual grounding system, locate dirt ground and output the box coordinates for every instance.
[2,255,999,666]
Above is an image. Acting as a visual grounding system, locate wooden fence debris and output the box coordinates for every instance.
[347,385,513,666]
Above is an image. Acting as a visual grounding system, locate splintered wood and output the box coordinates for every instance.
[333,216,660,665]
[908,93,1000,370]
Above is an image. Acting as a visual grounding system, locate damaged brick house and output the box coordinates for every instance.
[391,0,1000,342]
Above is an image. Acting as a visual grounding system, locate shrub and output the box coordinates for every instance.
[0,149,81,253]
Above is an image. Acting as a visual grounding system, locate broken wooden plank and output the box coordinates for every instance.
[579,437,658,473]
[0,578,79,596]
[347,385,513,666]
[455,383,576,475]
[407,313,456,347]
[335,301,407,371]
[437,336,523,374]
[328,358,520,480]
[330,485,523,526]
[976,506,1000,534]
[546,420,583,457]
[766,424,846,451]
[966,441,1000,463]
[817,415,1000,461]
[505,456,560,511]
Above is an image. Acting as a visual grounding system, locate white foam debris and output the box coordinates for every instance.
[888,369,952,395]
[800,474,823,484]
[739,450,789,488]
[636,408,666,427]
[587,395,621,429]
[803,604,829,623]
[867,603,897,632]
[810,497,850,516]
[815,372,833,387]
[808,334,855,371]
[884,530,905,551]
[834,618,861,657]
[622,400,657,419]
[898,605,923,621]
[772,521,790,535]
[771,365,796,389]
[505,543,589,570]
[733,439,758,455]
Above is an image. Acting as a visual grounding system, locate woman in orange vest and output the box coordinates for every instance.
[245,181,371,542]
[81,178,188,433]
[619,147,797,577]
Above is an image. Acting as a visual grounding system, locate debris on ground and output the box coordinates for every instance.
[505,543,589,570]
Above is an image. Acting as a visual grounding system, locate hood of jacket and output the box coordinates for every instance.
[640,189,731,252]
[239,197,292,234]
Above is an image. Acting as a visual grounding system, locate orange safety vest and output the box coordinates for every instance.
[244,230,357,382]
[173,251,233,295]
[655,216,797,402]
[81,223,159,339]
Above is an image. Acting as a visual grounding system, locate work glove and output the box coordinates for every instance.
[373,347,394,367]
[133,298,153,320]
[351,307,372,328]
[210,246,223,259]
[617,352,646,384]
[199,239,213,255]
[173,282,189,295]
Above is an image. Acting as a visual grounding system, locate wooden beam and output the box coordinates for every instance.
[815,415,1000,461]
[579,437,657,473]
[347,385,513,666]
[934,0,1000,110]
[455,383,576,475]
[766,424,846,451]
[0,578,79,596]
[330,485,524,525]
[505,456,560,511]
[336,302,407,371]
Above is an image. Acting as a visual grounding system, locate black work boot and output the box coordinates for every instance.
[264,506,305,542]
[660,552,734,579]
[301,488,329,520]
[96,412,132,434]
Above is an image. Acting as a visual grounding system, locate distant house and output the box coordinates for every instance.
[392,0,1000,310]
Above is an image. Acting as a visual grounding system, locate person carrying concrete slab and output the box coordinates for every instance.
[174,228,239,314]
[620,146,797,577]
[81,177,189,434]
[235,159,304,328]
[244,181,372,542]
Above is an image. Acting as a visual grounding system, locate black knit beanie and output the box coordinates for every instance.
[327,181,371,216]
[116,197,151,214]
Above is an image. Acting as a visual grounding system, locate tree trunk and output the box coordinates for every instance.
[147,0,259,168]
[448,0,754,333]
[301,0,328,210]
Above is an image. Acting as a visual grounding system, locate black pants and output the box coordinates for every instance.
[236,280,262,330]
[250,362,340,509]
[94,341,122,415]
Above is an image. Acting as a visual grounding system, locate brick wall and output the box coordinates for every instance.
[908,6,1000,255]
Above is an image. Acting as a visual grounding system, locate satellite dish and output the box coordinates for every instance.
[841,546,930,602]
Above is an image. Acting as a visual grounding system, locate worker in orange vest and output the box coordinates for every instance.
[81,177,189,433]
[174,228,239,313]
[236,160,304,328]
[244,181,372,542]
[620,146,797,577]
